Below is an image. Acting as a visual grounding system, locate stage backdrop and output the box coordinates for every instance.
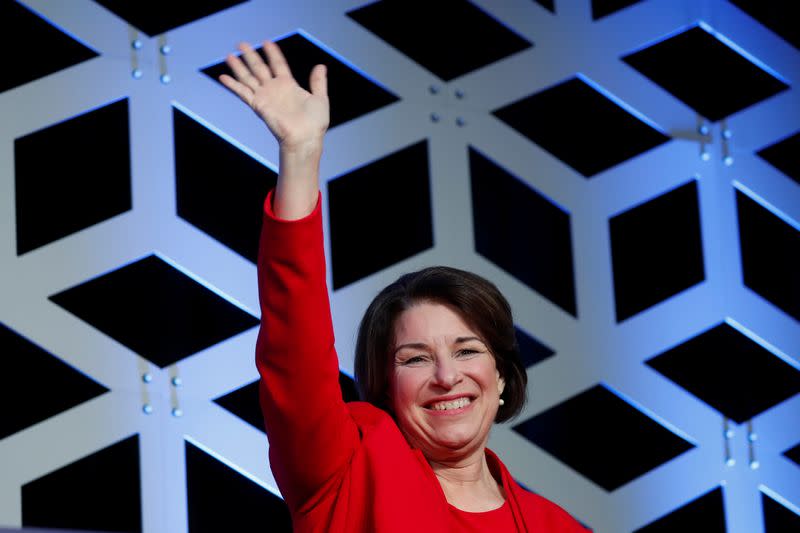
[1,0,799,532]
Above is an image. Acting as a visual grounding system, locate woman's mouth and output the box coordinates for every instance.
[426,396,474,411]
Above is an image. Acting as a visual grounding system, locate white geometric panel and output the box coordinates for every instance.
[1,1,798,532]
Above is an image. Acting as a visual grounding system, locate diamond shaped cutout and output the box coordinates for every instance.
[513,384,694,491]
[470,147,577,315]
[762,491,800,532]
[634,487,726,533]
[1,1,98,92]
[729,0,800,50]
[186,440,292,532]
[785,442,800,467]
[646,322,800,423]
[203,33,400,129]
[22,434,141,533]
[49,255,259,368]
[213,380,262,433]
[515,326,556,368]
[610,180,705,322]
[736,190,800,322]
[1,322,108,440]
[93,0,247,36]
[15,98,132,255]
[622,24,789,122]
[592,0,644,20]
[347,0,532,81]
[328,140,433,290]
[492,77,670,178]
[174,107,277,263]
[757,131,800,186]
[214,373,360,433]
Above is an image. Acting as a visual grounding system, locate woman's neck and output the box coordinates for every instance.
[430,450,506,512]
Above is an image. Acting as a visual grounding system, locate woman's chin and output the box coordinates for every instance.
[428,429,481,453]
[400,414,488,456]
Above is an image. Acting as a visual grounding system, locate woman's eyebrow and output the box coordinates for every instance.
[393,342,429,356]
[393,337,484,356]
[454,336,483,344]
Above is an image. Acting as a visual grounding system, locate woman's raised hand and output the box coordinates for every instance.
[219,41,329,153]
[220,40,328,219]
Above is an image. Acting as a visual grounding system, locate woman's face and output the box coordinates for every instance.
[388,301,505,461]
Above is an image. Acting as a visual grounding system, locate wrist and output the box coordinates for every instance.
[279,137,324,160]
[274,180,318,220]
[274,141,323,221]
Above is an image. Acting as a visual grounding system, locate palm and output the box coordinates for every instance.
[250,76,328,147]
[220,41,329,149]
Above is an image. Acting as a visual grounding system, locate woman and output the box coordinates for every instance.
[220,40,587,532]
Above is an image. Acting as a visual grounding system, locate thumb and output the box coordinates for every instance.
[309,64,328,98]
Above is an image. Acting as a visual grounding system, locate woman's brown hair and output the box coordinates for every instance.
[354,266,527,422]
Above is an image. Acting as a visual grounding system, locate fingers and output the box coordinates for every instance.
[238,42,273,83]
[309,64,328,98]
[220,40,302,105]
[218,73,253,105]
[225,52,261,90]
[262,40,292,78]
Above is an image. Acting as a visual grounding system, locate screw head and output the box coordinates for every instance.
[455,117,466,127]
[701,150,710,161]
[430,112,440,123]
[132,68,143,79]
[454,89,464,99]
[725,429,735,439]
[171,376,183,387]
[723,155,734,166]
[160,73,172,84]
[142,373,152,383]
[726,457,736,467]
[750,460,760,469]
[429,85,439,95]
[172,407,183,417]
[131,39,142,50]
[142,404,153,414]
[160,44,172,55]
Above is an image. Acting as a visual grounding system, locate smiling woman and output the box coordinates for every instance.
[355,265,527,425]
[389,301,506,451]
[221,39,588,532]
[387,300,509,512]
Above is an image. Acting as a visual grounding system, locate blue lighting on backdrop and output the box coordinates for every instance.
[3,1,797,531]
[733,181,800,231]
[576,73,669,135]
[170,100,278,176]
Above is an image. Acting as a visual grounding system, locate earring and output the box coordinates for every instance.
[499,398,505,406]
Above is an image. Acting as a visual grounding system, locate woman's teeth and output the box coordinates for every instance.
[430,397,471,411]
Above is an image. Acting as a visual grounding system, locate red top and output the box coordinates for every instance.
[256,191,589,532]
[450,502,517,530]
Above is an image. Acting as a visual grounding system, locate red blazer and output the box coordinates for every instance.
[256,191,588,532]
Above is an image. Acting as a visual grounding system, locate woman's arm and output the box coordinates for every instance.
[221,41,359,513]
[256,192,359,514]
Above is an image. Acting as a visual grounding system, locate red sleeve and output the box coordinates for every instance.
[255,189,360,514]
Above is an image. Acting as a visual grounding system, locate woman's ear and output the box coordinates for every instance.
[496,370,505,396]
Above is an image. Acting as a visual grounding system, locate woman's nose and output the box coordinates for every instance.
[432,355,461,388]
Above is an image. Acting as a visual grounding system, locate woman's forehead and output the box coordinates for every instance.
[392,301,481,343]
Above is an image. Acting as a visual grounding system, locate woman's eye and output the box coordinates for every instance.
[457,349,478,357]
[403,355,426,365]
